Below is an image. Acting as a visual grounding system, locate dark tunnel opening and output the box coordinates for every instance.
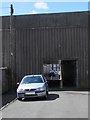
[61,60,77,87]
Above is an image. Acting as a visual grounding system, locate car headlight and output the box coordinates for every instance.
[17,88,24,92]
[36,87,45,91]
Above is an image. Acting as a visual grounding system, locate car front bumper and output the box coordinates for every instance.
[17,90,46,98]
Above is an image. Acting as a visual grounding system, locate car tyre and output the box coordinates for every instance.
[17,98,22,101]
[46,90,48,95]
[43,91,48,100]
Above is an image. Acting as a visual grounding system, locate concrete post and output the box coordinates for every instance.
[0,15,2,110]
[58,60,63,88]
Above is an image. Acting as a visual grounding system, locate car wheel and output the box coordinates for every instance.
[17,98,22,101]
[43,91,48,100]
[43,95,47,100]
[46,90,48,95]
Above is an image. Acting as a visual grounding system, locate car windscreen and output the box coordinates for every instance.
[21,76,43,84]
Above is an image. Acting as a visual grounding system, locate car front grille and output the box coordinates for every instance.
[25,89,36,92]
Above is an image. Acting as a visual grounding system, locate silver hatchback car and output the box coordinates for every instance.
[17,75,48,100]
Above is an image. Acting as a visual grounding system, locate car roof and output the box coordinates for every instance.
[23,74,43,78]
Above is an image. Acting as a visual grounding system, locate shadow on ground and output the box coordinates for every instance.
[48,80,88,91]
[48,86,88,91]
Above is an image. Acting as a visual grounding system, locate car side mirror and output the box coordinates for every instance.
[46,80,49,84]
[17,82,19,86]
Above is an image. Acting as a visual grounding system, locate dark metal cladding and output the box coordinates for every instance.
[2,11,88,92]
[0,16,2,94]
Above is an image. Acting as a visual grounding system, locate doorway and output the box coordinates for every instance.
[61,60,77,87]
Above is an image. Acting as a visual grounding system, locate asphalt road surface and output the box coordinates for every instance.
[1,91,88,118]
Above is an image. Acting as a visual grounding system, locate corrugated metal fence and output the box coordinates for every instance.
[2,11,88,92]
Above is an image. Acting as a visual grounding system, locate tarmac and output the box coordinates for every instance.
[0,87,89,111]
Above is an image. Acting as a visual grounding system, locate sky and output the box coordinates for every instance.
[0,1,89,16]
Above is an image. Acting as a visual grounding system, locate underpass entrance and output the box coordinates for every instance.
[43,60,77,89]
[61,60,77,87]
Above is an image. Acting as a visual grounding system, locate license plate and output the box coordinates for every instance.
[25,92,35,95]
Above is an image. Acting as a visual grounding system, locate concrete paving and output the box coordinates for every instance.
[1,91,88,118]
